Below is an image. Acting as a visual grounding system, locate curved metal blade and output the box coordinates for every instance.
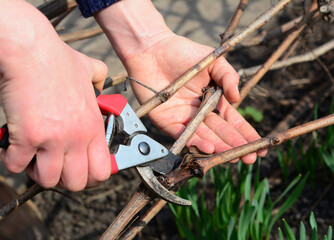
[136,166,191,206]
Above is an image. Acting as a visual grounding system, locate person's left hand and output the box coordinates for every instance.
[122,35,266,164]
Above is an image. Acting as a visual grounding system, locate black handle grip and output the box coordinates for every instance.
[0,125,10,149]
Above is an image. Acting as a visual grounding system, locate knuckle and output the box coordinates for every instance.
[25,129,44,146]
[31,168,60,189]
[24,123,62,147]
[50,129,65,145]
[93,168,110,182]
[231,118,244,130]
[69,113,103,141]
[99,60,108,76]
[6,163,23,174]
[38,178,58,189]
[61,174,87,192]
[89,113,104,128]
[66,181,86,192]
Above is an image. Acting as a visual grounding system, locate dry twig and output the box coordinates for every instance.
[238,38,334,77]
[220,0,249,44]
[104,72,128,89]
[233,2,318,109]
[0,184,43,221]
[60,26,104,43]
[234,15,303,49]
[38,0,77,20]
[269,80,331,135]
[51,6,76,28]
[165,114,334,186]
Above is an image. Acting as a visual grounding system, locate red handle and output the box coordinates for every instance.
[0,125,9,149]
[110,154,119,175]
[97,94,128,116]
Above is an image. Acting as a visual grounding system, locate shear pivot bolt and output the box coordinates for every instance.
[138,142,150,155]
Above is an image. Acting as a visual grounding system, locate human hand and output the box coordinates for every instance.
[123,35,266,164]
[0,1,110,191]
[95,0,266,164]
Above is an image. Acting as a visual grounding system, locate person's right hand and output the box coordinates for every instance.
[0,0,111,191]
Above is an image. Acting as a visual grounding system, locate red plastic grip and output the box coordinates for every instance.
[0,127,6,141]
[110,154,119,175]
[97,94,128,116]
[0,125,9,149]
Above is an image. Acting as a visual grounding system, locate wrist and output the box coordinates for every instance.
[94,0,174,63]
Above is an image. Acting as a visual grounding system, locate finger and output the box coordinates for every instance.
[186,123,241,162]
[186,123,219,154]
[86,132,110,188]
[209,58,240,103]
[25,146,63,188]
[59,147,88,192]
[204,113,257,164]
[194,123,239,157]
[90,58,108,91]
[187,133,215,154]
[218,97,267,157]
[1,144,36,173]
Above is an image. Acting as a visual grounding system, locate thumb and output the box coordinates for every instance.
[209,57,240,103]
[90,58,108,91]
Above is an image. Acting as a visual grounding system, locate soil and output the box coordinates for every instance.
[0,1,334,240]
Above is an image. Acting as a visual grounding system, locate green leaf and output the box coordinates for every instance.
[227,218,235,240]
[187,179,200,218]
[269,173,309,233]
[254,158,261,189]
[263,197,274,239]
[311,228,318,240]
[314,102,319,120]
[254,179,269,225]
[282,218,296,240]
[238,200,258,240]
[325,125,334,148]
[327,226,332,240]
[300,221,306,240]
[245,106,263,122]
[176,219,197,240]
[222,183,233,223]
[273,174,302,205]
[244,164,253,201]
[278,227,284,240]
[321,149,334,173]
[276,147,288,181]
[238,108,245,116]
[310,212,318,231]
[237,106,263,122]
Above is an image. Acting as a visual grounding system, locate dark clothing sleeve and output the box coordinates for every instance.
[76,0,121,18]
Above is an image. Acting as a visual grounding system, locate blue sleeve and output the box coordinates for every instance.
[76,0,121,18]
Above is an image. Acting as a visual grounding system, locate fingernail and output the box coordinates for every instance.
[235,85,240,95]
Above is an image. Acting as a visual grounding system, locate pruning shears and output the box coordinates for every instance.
[0,88,191,206]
